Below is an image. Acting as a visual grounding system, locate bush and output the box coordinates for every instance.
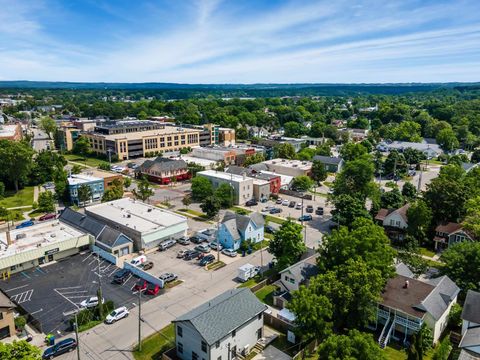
[448,303,462,329]
[0,181,4,198]
[14,316,26,331]
[98,163,111,171]
[432,337,452,360]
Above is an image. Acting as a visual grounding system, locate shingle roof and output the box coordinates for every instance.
[421,276,460,320]
[312,155,343,165]
[174,288,267,345]
[137,157,187,173]
[280,255,319,283]
[375,208,391,221]
[225,165,251,176]
[460,327,480,349]
[221,211,265,240]
[395,262,414,278]
[436,222,463,234]
[462,290,480,324]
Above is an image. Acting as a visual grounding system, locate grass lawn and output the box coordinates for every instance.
[254,284,278,306]
[230,206,253,214]
[384,344,406,360]
[419,247,436,258]
[270,330,298,356]
[78,320,102,332]
[64,154,110,168]
[0,186,35,209]
[265,215,286,225]
[133,324,175,360]
[206,261,226,271]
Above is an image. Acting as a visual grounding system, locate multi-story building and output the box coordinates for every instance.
[226,166,281,195]
[57,125,81,151]
[375,204,410,242]
[136,157,190,185]
[254,158,312,177]
[172,288,267,360]
[0,123,23,141]
[192,147,237,165]
[0,291,16,340]
[218,127,235,146]
[197,170,254,205]
[80,169,124,190]
[179,123,219,146]
[67,174,105,205]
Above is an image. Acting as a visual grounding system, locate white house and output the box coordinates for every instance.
[172,288,267,360]
[459,290,480,359]
[375,203,410,241]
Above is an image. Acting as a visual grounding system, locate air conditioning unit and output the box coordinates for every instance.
[242,345,250,356]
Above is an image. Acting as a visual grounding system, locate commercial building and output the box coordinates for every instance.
[376,140,443,159]
[0,221,93,275]
[57,125,81,151]
[0,124,23,141]
[172,288,267,360]
[67,174,105,205]
[197,170,254,205]
[252,178,270,201]
[226,166,281,195]
[85,198,188,251]
[0,291,15,340]
[80,169,124,190]
[218,127,235,146]
[256,158,312,177]
[192,147,237,165]
[136,157,190,185]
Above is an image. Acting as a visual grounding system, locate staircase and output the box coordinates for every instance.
[378,316,395,349]
[253,342,265,353]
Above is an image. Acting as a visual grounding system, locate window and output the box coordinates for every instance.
[201,341,207,352]
[215,341,220,348]
[177,325,183,337]
[232,330,236,337]
[178,342,183,354]
[258,314,262,320]
[217,357,222,360]
[192,351,199,360]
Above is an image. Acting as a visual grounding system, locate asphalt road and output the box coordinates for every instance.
[31,128,52,151]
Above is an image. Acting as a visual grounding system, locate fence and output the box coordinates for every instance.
[264,311,294,333]
[123,262,165,288]
[91,245,118,266]
[292,339,317,360]
[279,189,313,200]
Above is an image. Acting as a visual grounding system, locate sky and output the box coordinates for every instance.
[1,0,480,83]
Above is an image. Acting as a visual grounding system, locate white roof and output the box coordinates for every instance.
[260,171,293,187]
[85,198,187,234]
[68,174,103,185]
[278,308,296,322]
[262,158,312,170]
[198,170,253,183]
[0,221,85,259]
[0,125,18,137]
[252,178,269,186]
[176,156,217,168]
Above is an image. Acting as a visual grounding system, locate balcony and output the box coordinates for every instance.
[394,316,422,331]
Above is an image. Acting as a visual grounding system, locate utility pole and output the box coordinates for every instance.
[138,290,142,352]
[74,312,81,360]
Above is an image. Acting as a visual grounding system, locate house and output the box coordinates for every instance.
[0,291,15,340]
[459,290,480,359]
[374,270,459,347]
[376,141,442,159]
[136,157,190,185]
[433,222,475,250]
[172,288,267,360]
[67,174,104,205]
[217,211,264,250]
[312,155,344,173]
[59,207,133,256]
[375,203,410,241]
[273,255,319,309]
[247,126,269,138]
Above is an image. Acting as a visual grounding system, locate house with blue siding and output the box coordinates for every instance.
[67,174,104,205]
[217,211,265,250]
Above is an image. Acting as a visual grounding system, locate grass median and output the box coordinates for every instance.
[133,324,175,360]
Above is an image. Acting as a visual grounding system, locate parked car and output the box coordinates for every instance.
[42,338,77,359]
[288,201,296,208]
[199,254,216,266]
[281,199,289,206]
[159,239,176,251]
[315,207,324,215]
[189,236,203,244]
[184,250,201,260]
[42,182,55,190]
[80,296,104,309]
[246,199,258,206]
[141,261,154,271]
[306,205,314,213]
[209,242,223,251]
[130,255,147,267]
[298,214,313,221]
[39,213,56,221]
[261,205,273,212]
[269,208,282,214]
[177,249,189,258]
[177,236,190,245]
[265,225,277,234]
[295,203,302,210]
[159,273,178,283]
[112,269,131,284]
[145,283,161,295]
[195,244,210,253]
[275,198,283,204]
[222,248,238,257]
[133,279,148,292]
[15,220,34,229]
[105,306,129,324]
[260,197,268,203]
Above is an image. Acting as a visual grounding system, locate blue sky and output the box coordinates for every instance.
[1,0,479,83]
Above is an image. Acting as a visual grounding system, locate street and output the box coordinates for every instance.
[31,127,52,152]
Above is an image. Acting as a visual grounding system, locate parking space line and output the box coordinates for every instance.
[11,289,34,304]
[54,288,79,309]
[6,284,29,292]
[55,286,83,290]
[122,274,133,286]
[61,290,88,295]
[82,253,94,262]
[109,268,119,277]
[93,272,103,278]
[30,308,43,315]
[35,267,46,274]
[21,272,31,279]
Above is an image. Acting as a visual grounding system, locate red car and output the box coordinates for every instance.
[133,279,148,292]
[39,213,56,221]
[145,283,160,295]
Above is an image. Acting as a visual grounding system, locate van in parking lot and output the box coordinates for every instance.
[159,239,176,251]
[130,255,147,267]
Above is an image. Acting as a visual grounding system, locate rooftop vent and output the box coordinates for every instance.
[404,280,409,289]
[147,208,152,212]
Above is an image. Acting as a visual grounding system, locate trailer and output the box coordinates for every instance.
[237,263,260,282]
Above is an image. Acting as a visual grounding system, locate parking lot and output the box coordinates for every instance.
[0,252,155,335]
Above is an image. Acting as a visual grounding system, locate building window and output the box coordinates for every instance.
[215,341,220,348]
[232,330,236,337]
[192,351,198,360]
[201,341,207,352]
[178,342,183,354]
[177,325,183,337]
[217,357,222,360]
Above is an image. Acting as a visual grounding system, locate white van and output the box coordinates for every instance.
[159,239,176,251]
[130,255,147,267]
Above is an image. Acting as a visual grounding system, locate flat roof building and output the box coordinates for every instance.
[0,221,92,274]
[0,124,23,141]
[197,170,254,205]
[257,158,312,177]
[67,174,105,205]
[85,198,188,251]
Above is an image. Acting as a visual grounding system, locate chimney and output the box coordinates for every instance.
[6,231,12,247]
[404,280,409,289]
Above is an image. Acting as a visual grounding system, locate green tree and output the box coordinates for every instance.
[448,303,462,329]
[384,150,408,177]
[0,340,41,360]
[0,181,4,198]
[404,148,425,165]
[243,153,265,167]
[436,128,459,151]
[333,156,375,199]
[394,121,422,142]
[77,184,92,207]
[463,196,480,239]
[132,177,154,203]
[123,177,132,189]
[71,164,83,174]
[73,136,91,162]
[311,160,328,184]
[331,194,370,227]
[402,182,417,200]
[200,196,220,219]
[191,176,213,202]
[53,167,69,201]
[380,188,404,209]
[182,195,192,209]
[214,183,234,208]
[432,337,452,360]
[407,200,432,242]
[283,121,305,137]
[340,142,368,162]
[315,143,332,156]
[102,178,124,202]
[30,151,67,185]
[268,219,306,270]
[291,175,314,192]
[0,140,35,192]
[187,163,205,177]
[37,191,55,213]
[441,241,480,291]
[317,329,387,360]
[39,116,57,139]
[274,143,296,159]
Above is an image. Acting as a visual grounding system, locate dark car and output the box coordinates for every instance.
[288,201,296,208]
[199,254,216,266]
[265,225,277,234]
[184,250,201,260]
[142,261,154,271]
[306,205,314,213]
[299,214,313,221]
[133,279,148,292]
[15,220,34,229]
[112,269,131,284]
[145,283,161,295]
[269,208,282,214]
[42,338,77,359]
[315,207,324,215]
[39,213,56,221]
[189,236,203,244]
[245,199,258,206]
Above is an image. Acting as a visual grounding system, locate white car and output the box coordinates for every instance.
[177,249,189,258]
[105,306,129,324]
[80,296,104,309]
[282,199,289,206]
[295,203,302,210]
[261,206,273,212]
[209,242,223,251]
[222,248,238,257]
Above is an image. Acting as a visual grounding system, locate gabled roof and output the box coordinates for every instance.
[459,327,480,349]
[375,208,392,222]
[174,288,267,345]
[421,276,461,320]
[435,222,463,234]
[279,255,319,283]
[395,262,414,278]
[221,211,264,241]
[462,290,480,324]
[312,155,343,165]
[137,157,187,173]
[225,165,251,176]
[378,203,410,223]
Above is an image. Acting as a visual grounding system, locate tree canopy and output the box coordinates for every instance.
[268,219,306,270]
[440,241,480,292]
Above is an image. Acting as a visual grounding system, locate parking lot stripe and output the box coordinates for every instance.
[6,284,28,292]
[35,267,46,274]
[82,253,94,262]
[55,285,83,290]
[108,268,118,277]
[20,272,31,279]
[54,288,79,309]
[30,308,43,315]
[122,274,133,286]
[60,290,88,295]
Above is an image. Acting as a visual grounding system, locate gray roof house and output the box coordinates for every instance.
[312,155,344,172]
[459,290,480,359]
[172,288,267,360]
[374,265,460,347]
[59,207,133,256]
[217,211,265,251]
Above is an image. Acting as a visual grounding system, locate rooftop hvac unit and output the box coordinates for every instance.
[16,233,26,240]
[50,234,56,238]
[127,214,131,218]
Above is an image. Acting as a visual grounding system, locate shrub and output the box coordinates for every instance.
[14,316,26,331]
